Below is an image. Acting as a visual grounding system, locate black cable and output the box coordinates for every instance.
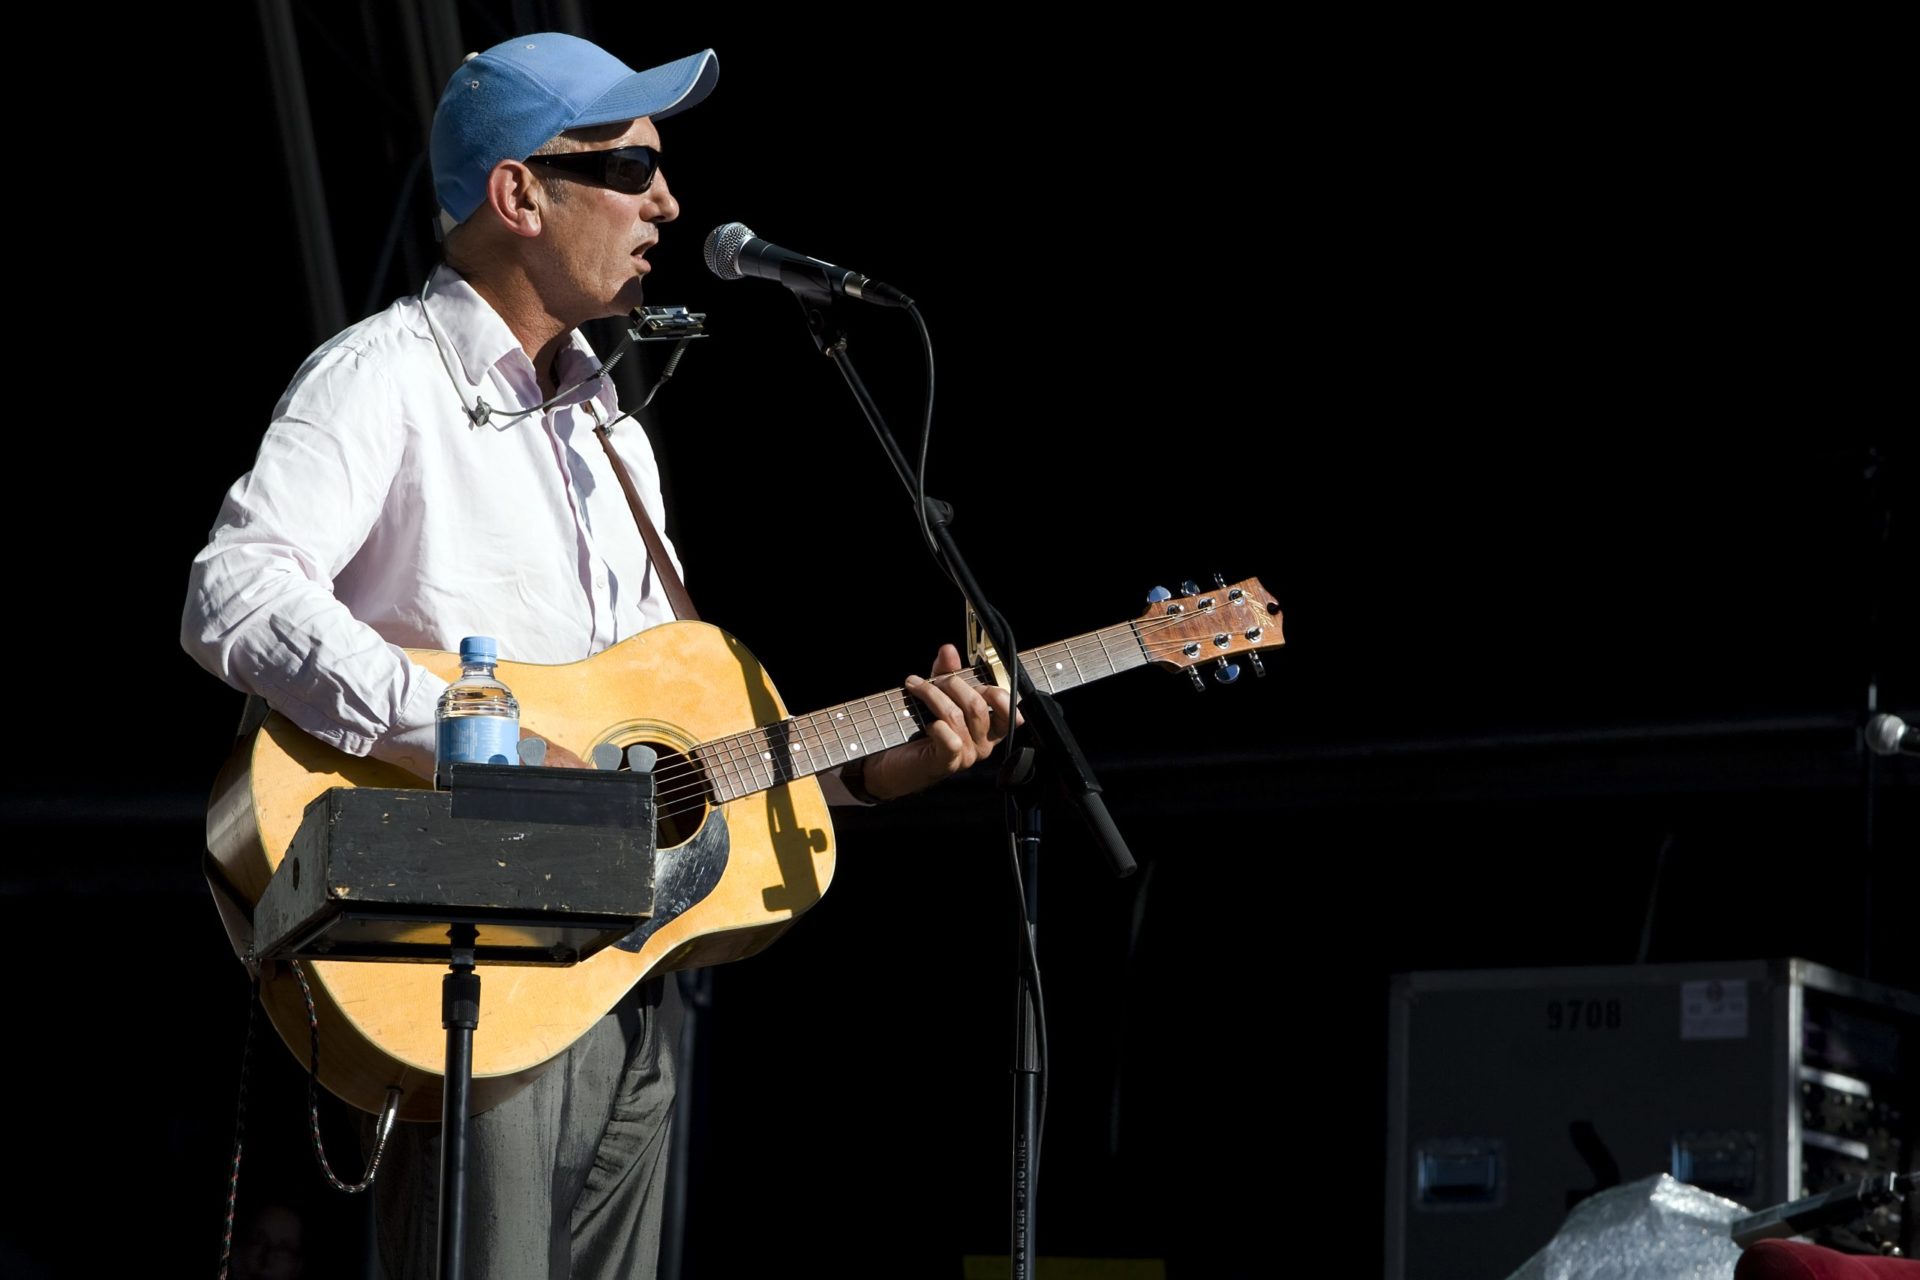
[1006,797,1050,1184]
[288,960,392,1193]
[216,975,262,1280]
[1635,831,1675,964]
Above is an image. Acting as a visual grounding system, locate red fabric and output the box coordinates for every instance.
[1735,1240,1920,1280]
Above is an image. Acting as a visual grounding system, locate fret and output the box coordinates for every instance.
[698,746,724,806]
[870,692,918,750]
[842,697,888,759]
[1090,629,1120,680]
[721,734,758,799]
[732,731,768,794]
[903,695,931,737]
[710,734,745,798]
[790,713,823,777]
[692,621,1157,803]
[720,732,754,794]
[748,727,783,790]
[1012,623,1146,695]
[852,702,881,762]
[694,744,736,805]
[810,712,840,769]
[1029,643,1064,693]
[821,706,855,770]
[757,722,802,787]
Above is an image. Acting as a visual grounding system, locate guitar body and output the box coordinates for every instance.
[207,621,836,1120]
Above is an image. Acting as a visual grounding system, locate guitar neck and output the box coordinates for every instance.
[694,620,1151,804]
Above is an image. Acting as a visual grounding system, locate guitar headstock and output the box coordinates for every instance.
[1135,575,1284,687]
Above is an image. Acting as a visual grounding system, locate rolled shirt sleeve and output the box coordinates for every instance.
[182,342,448,779]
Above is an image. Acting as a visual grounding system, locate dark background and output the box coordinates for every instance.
[6,5,1911,1277]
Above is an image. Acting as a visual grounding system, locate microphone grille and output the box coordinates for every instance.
[703,222,754,281]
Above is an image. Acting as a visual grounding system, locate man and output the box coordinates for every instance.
[182,32,1012,1278]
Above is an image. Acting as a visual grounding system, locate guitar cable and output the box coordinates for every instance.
[214,961,402,1278]
[287,959,400,1195]
[215,975,260,1280]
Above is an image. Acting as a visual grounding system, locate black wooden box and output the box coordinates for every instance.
[254,765,655,966]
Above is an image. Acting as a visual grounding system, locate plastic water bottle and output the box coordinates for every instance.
[435,636,520,785]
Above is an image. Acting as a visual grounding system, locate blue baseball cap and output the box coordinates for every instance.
[431,33,718,224]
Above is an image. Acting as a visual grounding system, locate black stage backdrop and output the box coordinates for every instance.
[6,8,1911,1278]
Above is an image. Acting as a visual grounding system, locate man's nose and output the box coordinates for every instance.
[646,172,679,223]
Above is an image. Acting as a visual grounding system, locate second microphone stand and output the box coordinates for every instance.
[798,294,1137,1280]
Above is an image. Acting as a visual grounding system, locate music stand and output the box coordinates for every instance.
[253,762,657,1280]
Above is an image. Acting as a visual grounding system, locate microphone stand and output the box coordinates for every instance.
[796,295,1137,1279]
[1857,443,1894,981]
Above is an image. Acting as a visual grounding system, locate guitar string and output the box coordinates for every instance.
[643,610,1269,808]
[647,619,1268,811]
[644,613,1260,809]
[632,607,1272,811]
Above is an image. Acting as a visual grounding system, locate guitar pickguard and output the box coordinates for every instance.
[616,809,730,952]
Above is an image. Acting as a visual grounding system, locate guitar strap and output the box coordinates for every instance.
[589,409,700,623]
[588,405,875,797]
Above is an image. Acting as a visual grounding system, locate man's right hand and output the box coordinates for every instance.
[523,730,591,769]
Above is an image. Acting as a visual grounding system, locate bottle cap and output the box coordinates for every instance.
[458,635,499,663]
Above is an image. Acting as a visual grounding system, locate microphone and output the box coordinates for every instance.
[1866,713,1919,757]
[703,223,912,308]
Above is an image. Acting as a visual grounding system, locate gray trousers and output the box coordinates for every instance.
[371,976,680,1279]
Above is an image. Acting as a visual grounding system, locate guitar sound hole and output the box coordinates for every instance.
[617,741,708,849]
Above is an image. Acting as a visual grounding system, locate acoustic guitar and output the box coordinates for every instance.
[205,577,1282,1118]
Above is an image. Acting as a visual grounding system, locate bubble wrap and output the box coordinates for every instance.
[1506,1173,1747,1280]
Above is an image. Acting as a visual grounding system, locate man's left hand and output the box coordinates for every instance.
[858,643,1019,801]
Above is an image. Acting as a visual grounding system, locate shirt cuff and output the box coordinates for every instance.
[818,763,876,808]
[366,672,449,782]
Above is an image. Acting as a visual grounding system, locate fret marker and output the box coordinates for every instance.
[834,712,845,721]
[761,751,772,762]
[846,741,863,754]
[790,743,803,753]
[1054,662,1064,672]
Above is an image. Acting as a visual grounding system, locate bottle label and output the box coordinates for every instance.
[438,716,521,768]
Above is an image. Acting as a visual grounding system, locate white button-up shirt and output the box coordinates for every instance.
[181,266,682,780]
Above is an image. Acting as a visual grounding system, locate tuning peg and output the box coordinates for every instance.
[1187,668,1206,693]
[1248,652,1266,678]
[1179,579,1201,597]
[1213,658,1241,685]
[1213,572,1227,588]
[1146,585,1172,604]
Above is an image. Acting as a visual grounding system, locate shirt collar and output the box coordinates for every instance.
[422,264,612,412]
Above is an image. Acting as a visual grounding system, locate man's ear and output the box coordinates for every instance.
[477,160,544,238]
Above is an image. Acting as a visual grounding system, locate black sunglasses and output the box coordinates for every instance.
[524,145,662,195]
